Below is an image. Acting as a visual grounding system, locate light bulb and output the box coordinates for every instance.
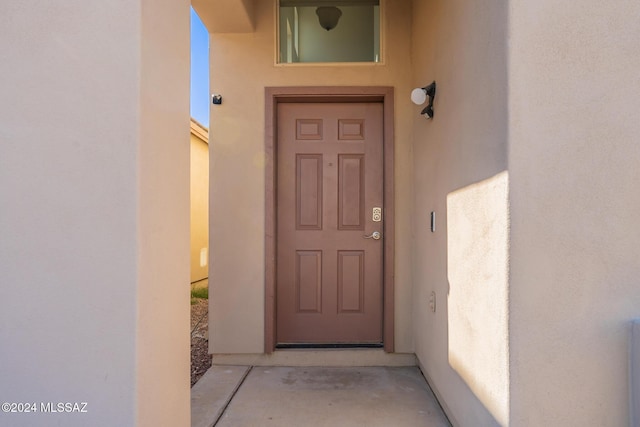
[411,88,427,105]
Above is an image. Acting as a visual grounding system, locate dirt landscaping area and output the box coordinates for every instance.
[191,298,211,386]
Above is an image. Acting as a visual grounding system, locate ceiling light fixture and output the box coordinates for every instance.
[316,6,342,31]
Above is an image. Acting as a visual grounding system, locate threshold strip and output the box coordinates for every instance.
[276,343,383,349]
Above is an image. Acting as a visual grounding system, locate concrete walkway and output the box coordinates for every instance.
[192,366,451,427]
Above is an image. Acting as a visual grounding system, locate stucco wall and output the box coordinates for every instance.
[190,120,210,284]
[136,0,191,424]
[410,0,509,425]
[207,0,415,354]
[508,1,640,425]
[0,1,190,426]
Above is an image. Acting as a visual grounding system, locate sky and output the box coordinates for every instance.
[190,8,209,128]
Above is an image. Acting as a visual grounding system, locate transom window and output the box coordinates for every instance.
[278,0,381,64]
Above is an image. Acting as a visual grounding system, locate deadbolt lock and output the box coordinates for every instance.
[372,207,382,222]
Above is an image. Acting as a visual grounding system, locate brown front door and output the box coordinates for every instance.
[276,102,384,344]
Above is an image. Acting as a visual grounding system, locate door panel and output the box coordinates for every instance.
[276,102,384,344]
[296,155,323,229]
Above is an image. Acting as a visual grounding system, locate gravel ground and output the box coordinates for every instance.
[191,298,211,387]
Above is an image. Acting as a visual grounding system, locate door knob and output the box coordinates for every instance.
[364,231,382,240]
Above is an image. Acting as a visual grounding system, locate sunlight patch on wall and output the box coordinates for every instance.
[447,170,510,426]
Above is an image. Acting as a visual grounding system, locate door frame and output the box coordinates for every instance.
[265,86,395,353]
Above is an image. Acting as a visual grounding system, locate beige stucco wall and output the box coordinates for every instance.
[136,0,191,424]
[192,0,255,34]
[0,1,190,426]
[411,0,640,424]
[508,1,640,425]
[410,0,509,425]
[206,0,415,354]
[190,120,210,284]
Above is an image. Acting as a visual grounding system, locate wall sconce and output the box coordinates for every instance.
[411,81,436,119]
[316,6,342,31]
